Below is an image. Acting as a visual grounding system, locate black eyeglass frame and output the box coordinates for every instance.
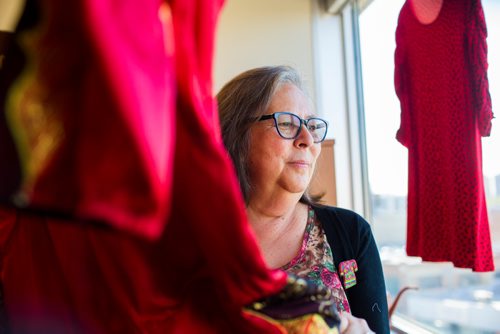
[258,112,328,143]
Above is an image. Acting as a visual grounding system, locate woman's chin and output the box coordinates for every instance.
[280,179,311,195]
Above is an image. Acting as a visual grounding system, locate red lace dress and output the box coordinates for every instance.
[395,0,494,271]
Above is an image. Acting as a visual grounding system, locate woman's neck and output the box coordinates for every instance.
[246,197,309,268]
[247,190,302,218]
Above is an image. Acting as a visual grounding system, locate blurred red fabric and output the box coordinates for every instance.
[0,0,286,332]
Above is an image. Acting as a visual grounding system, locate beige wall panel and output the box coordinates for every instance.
[214,0,315,99]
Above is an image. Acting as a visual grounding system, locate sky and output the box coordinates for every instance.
[359,0,500,196]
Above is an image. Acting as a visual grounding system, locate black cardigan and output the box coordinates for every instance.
[314,205,390,334]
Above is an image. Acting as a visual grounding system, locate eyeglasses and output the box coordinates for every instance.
[258,112,328,143]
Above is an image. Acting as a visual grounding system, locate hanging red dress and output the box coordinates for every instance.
[395,0,494,271]
[0,0,286,332]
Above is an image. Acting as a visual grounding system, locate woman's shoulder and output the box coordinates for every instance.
[312,204,374,248]
[312,205,370,229]
[311,205,374,266]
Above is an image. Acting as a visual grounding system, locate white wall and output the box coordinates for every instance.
[214,0,315,99]
[311,1,357,210]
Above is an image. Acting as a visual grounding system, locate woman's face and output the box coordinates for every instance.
[247,83,321,200]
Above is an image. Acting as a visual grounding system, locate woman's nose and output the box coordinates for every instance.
[294,124,314,147]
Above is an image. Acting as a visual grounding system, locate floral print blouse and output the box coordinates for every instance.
[281,207,351,313]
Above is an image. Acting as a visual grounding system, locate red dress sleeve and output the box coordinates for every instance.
[467,0,494,137]
[394,13,411,147]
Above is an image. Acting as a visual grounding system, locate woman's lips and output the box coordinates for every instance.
[288,160,310,167]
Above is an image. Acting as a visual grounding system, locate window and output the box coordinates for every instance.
[359,1,500,332]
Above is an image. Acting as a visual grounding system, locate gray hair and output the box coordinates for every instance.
[217,65,317,205]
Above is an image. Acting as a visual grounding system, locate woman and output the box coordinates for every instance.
[218,66,389,333]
